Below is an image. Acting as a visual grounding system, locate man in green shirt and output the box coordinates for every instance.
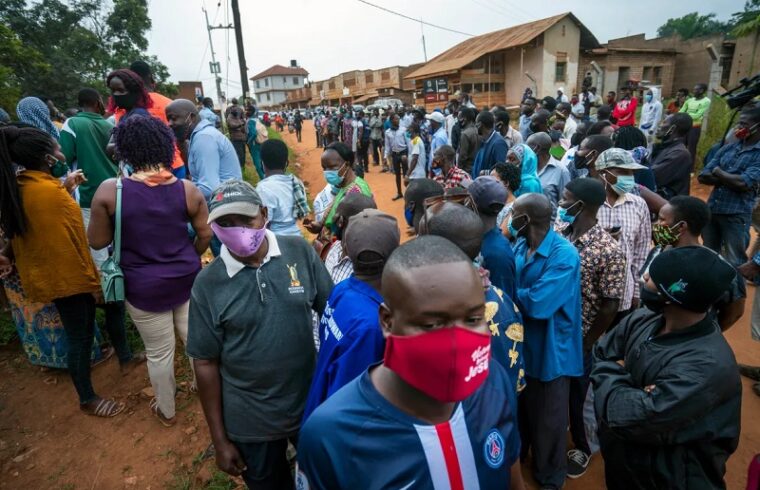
[680,83,711,169]
[59,88,118,266]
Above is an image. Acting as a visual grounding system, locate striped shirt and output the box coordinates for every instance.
[596,193,652,310]
[324,241,354,284]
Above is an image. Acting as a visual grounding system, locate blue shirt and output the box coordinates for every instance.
[700,140,760,215]
[430,126,448,164]
[302,277,385,422]
[481,227,516,300]
[472,130,508,178]
[189,119,242,199]
[256,174,301,236]
[519,113,532,141]
[297,362,520,490]
[485,285,525,395]
[514,229,583,381]
[199,106,220,126]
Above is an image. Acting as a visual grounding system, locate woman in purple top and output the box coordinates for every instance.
[88,115,212,427]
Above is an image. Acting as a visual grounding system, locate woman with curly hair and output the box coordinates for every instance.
[0,125,142,418]
[88,115,212,427]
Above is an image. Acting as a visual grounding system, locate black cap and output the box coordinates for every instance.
[649,246,736,313]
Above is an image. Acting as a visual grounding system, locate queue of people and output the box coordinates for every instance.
[0,74,756,490]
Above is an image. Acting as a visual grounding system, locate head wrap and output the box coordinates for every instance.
[16,97,59,140]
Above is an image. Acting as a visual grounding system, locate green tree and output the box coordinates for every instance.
[0,0,175,110]
[731,0,760,36]
[0,24,49,114]
[657,12,729,40]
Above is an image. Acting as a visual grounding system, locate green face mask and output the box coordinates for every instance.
[47,155,69,178]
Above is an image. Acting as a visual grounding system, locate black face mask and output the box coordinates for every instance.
[113,92,139,110]
[172,115,192,142]
[574,150,594,170]
[529,122,542,133]
[640,285,667,313]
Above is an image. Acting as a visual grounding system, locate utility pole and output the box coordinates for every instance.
[203,6,233,108]
[420,19,428,62]
[230,0,250,102]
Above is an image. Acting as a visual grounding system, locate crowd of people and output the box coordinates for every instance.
[0,63,758,490]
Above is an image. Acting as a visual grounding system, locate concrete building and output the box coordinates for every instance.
[285,64,421,108]
[251,60,309,108]
[405,13,599,110]
[578,33,734,99]
[177,81,204,103]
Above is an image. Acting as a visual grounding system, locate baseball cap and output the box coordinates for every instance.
[468,176,507,215]
[649,246,736,313]
[595,147,646,171]
[344,209,400,272]
[425,112,445,125]
[207,180,262,223]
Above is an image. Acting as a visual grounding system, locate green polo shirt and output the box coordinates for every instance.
[187,232,333,442]
[679,96,711,126]
[59,112,117,208]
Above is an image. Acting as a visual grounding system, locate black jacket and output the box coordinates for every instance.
[651,138,692,198]
[592,309,741,490]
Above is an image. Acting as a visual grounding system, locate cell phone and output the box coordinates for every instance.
[608,225,621,234]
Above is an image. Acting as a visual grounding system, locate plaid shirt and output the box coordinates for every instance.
[434,166,473,190]
[324,241,353,284]
[291,176,310,219]
[596,193,651,311]
[563,223,625,334]
[700,140,760,215]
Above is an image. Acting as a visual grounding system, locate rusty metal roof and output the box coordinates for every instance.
[251,64,309,80]
[406,12,599,80]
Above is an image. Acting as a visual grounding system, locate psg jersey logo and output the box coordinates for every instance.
[484,429,505,468]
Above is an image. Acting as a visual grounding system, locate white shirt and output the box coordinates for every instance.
[409,135,427,179]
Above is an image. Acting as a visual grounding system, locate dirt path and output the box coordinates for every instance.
[284,121,760,490]
[0,122,755,490]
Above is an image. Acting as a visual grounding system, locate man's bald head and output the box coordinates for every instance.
[166,98,198,116]
[422,202,484,260]
[526,132,551,155]
[513,193,553,226]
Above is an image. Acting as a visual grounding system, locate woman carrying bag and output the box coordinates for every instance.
[88,115,212,427]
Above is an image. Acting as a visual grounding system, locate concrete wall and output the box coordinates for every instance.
[671,35,723,93]
[729,32,760,88]
[578,50,676,97]
[541,20,581,97]
[503,41,544,106]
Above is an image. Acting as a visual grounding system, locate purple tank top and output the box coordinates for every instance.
[120,179,201,312]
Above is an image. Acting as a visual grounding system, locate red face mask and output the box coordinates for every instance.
[384,325,491,402]
[735,123,758,140]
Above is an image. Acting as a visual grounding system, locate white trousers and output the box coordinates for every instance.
[126,300,193,418]
[80,208,109,269]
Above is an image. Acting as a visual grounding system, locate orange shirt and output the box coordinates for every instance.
[114,92,184,169]
[12,171,101,303]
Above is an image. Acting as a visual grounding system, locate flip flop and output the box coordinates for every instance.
[92,346,115,368]
[82,398,125,418]
[149,397,176,427]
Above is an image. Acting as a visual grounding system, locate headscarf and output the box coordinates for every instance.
[0,108,10,124]
[15,97,59,140]
[509,143,542,197]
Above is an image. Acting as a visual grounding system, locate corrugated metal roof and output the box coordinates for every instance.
[406,12,598,80]
[251,64,309,80]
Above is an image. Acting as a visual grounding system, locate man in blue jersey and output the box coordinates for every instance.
[297,235,525,489]
[302,209,401,421]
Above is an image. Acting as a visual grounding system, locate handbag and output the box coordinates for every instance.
[100,178,125,303]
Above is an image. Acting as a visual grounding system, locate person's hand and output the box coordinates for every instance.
[0,263,12,278]
[215,439,247,476]
[643,384,656,393]
[738,260,760,280]
[303,218,323,234]
[630,297,640,309]
[92,290,104,304]
[64,170,87,192]
[403,176,410,186]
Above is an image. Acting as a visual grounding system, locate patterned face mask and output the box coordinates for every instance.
[652,221,684,247]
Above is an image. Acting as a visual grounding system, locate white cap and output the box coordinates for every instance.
[425,112,445,125]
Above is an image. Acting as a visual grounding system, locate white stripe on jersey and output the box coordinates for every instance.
[413,405,480,490]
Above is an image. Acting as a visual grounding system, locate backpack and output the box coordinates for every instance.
[226,107,246,132]
[255,119,268,144]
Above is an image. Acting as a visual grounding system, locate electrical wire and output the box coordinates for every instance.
[195,0,222,80]
[485,0,537,24]
[356,0,474,36]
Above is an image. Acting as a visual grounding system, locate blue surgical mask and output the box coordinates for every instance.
[323,169,343,187]
[607,173,636,195]
[404,207,414,228]
[405,131,412,139]
[558,201,583,224]
[507,214,527,238]
[645,94,653,103]
[432,167,443,177]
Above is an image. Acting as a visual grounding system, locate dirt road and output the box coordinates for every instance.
[284,121,760,490]
[0,121,756,489]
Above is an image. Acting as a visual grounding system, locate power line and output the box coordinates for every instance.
[356,0,474,37]
[195,0,222,80]
[486,0,536,24]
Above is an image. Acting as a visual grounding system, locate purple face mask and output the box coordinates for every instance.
[211,221,268,257]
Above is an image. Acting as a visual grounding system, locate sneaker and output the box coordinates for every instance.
[739,364,760,382]
[566,449,591,479]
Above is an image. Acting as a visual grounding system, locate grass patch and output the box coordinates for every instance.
[0,307,16,345]
[697,95,734,171]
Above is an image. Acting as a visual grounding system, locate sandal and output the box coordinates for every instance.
[149,397,176,427]
[92,346,115,368]
[120,351,147,376]
[81,398,125,418]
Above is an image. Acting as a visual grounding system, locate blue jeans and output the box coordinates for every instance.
[702,213,751,268]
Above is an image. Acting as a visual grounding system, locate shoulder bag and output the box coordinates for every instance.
[100,178,125,303]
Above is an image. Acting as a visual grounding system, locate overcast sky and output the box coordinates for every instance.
[146,0,743,101]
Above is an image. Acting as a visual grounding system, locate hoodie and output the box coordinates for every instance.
[639,87,663,134]
[511,144,543,196]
